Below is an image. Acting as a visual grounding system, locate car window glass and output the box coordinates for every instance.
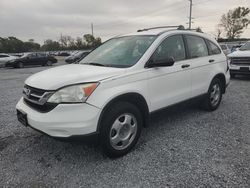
[220,45,227,50]
[152,35,186,62]
[0,55,9,58]
[37,53,45,57]
[186,35,208,58]
[208,41,221,55]
[29,53,37,58]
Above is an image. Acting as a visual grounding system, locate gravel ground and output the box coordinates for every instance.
[0,60,250,188]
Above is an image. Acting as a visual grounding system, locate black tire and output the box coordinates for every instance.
[202,78,223,111]
[46,61,52,66]
[100,101,143,158]
[18,62,24,68]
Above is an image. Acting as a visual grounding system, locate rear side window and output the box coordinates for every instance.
[186,35,208,58]
[207,40,221,55]
[152,35,186,62]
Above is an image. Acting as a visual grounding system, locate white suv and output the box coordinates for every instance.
[228,41,250,77]
[16,26,230,157]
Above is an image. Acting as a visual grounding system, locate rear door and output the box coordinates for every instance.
[184,35,221,97]
[27,53,38,65]
[36,53,47,65]
[147,35,192,111]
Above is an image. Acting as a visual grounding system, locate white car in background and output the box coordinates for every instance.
[16,26,230,157]
[228,41,250,77]
[219,44,231,55]
[0,53,18,67]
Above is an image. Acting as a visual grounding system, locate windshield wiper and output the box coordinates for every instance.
[84,62,105,67]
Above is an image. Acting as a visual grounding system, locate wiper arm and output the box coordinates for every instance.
[85,62,105,67]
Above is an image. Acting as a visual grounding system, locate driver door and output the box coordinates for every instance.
[147,35,192,111]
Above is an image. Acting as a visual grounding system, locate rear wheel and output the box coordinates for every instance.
[46,60,52,66]
[202,78,223,111]
[18,62,24,68]
[100,102,142,158]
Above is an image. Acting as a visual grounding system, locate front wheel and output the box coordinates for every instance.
[100,102,143,158]
[18,62,24,68]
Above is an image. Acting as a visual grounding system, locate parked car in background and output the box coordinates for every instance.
[16,26,230,157]
[228,41,250,77]
[0,53,18,67]
[219,44,231,55]
[231,45,243,53]
[65,51,90,63]
[57,51,71,56]
[5,52,57,68]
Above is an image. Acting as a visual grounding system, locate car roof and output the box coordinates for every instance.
[120,29,217,43]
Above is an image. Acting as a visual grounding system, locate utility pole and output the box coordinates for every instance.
[91,23,94,37]
[188,0,193,30]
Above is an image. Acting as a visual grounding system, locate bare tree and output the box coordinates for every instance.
[220,7,250,39]
[215,25,222,39]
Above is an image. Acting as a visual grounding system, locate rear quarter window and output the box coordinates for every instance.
[207,40,221,55]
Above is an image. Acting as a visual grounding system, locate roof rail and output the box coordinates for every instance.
[137,25,185,32]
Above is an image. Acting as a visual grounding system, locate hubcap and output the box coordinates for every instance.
[210,83,221,106]
[109,113,137,150]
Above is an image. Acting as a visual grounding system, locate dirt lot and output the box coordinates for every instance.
[0,59,250,187]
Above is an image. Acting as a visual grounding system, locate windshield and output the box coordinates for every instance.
[79,35,156,68]
[239,42,250,51]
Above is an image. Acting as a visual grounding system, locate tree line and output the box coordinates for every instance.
[0,6,249,53]
[217,6,250,40]
[0,34,102,53]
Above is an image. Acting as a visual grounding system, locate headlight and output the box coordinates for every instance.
[48,83,98,103]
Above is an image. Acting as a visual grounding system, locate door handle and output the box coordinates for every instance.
[181,64,190,68]
[209,59,215,63]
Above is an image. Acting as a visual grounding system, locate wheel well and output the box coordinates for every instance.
[97,93,150,131]
[213,73,226,93]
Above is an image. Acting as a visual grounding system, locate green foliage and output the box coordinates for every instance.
[220,7,250,39]
[0,37,40,53]
[0,34,102,53]
[41,39,61,51]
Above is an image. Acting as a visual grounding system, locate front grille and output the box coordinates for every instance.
[23,85,56,113]
[24,98,57,113]
[231,57,250,66]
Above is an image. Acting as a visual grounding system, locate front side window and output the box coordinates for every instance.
[80,36,156,68]
[207,40,221,55]
[186,35,208,58]
[152,35,186,62]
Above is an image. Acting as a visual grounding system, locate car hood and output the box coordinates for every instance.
[25,64,126,90]
[228,50,250,57]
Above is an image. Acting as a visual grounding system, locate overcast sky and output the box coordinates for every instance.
[0,0,249,44]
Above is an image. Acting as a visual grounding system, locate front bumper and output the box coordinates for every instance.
[230,65,250,75]
[16,97,101,137]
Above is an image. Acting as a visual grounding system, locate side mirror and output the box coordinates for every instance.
[147,57,175,68]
